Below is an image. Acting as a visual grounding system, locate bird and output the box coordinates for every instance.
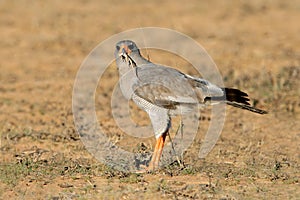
[114,40,267,172]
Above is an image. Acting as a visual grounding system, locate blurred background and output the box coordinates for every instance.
[0,0,299,199]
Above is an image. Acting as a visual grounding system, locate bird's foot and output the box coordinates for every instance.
[134,163,158,174]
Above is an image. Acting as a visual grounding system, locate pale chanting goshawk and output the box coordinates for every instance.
[114,40,267,171]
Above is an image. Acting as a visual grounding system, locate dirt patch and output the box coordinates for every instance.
[0,0,299,199]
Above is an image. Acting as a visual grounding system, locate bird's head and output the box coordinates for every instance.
[115,40,139,56]
[114,40,151,75]
[115,40,140,68]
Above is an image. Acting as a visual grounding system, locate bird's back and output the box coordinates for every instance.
[133,64,200,109]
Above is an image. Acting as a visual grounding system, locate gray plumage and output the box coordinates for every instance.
[114,40,267,138]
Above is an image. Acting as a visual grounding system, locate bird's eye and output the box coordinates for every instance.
[128,44,134,50]
[116,46,120,51]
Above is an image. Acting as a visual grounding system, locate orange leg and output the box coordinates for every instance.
[147,131,168,171]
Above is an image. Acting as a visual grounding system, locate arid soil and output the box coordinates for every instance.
[0,0,299,199]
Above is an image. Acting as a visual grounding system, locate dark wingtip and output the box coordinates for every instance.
[223,88,251,105]
[206,88,267,114]
[223,88,268,114]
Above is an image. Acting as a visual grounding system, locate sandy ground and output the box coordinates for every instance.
[0,0,299,199]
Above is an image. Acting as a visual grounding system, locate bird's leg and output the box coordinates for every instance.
[147,131,168,171]
[154,131,168,168]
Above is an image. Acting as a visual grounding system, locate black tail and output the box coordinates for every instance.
[205,88,267,114]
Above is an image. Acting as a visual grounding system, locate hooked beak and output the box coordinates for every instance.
[118,46,136,68]
[118,44,131,57]
[120,48,127,60]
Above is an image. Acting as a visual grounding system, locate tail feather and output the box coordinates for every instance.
[205,87,267,114]
[223,88,250,105]
[226,101,267,114]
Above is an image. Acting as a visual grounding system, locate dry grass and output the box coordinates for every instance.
[0,0,299,199]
